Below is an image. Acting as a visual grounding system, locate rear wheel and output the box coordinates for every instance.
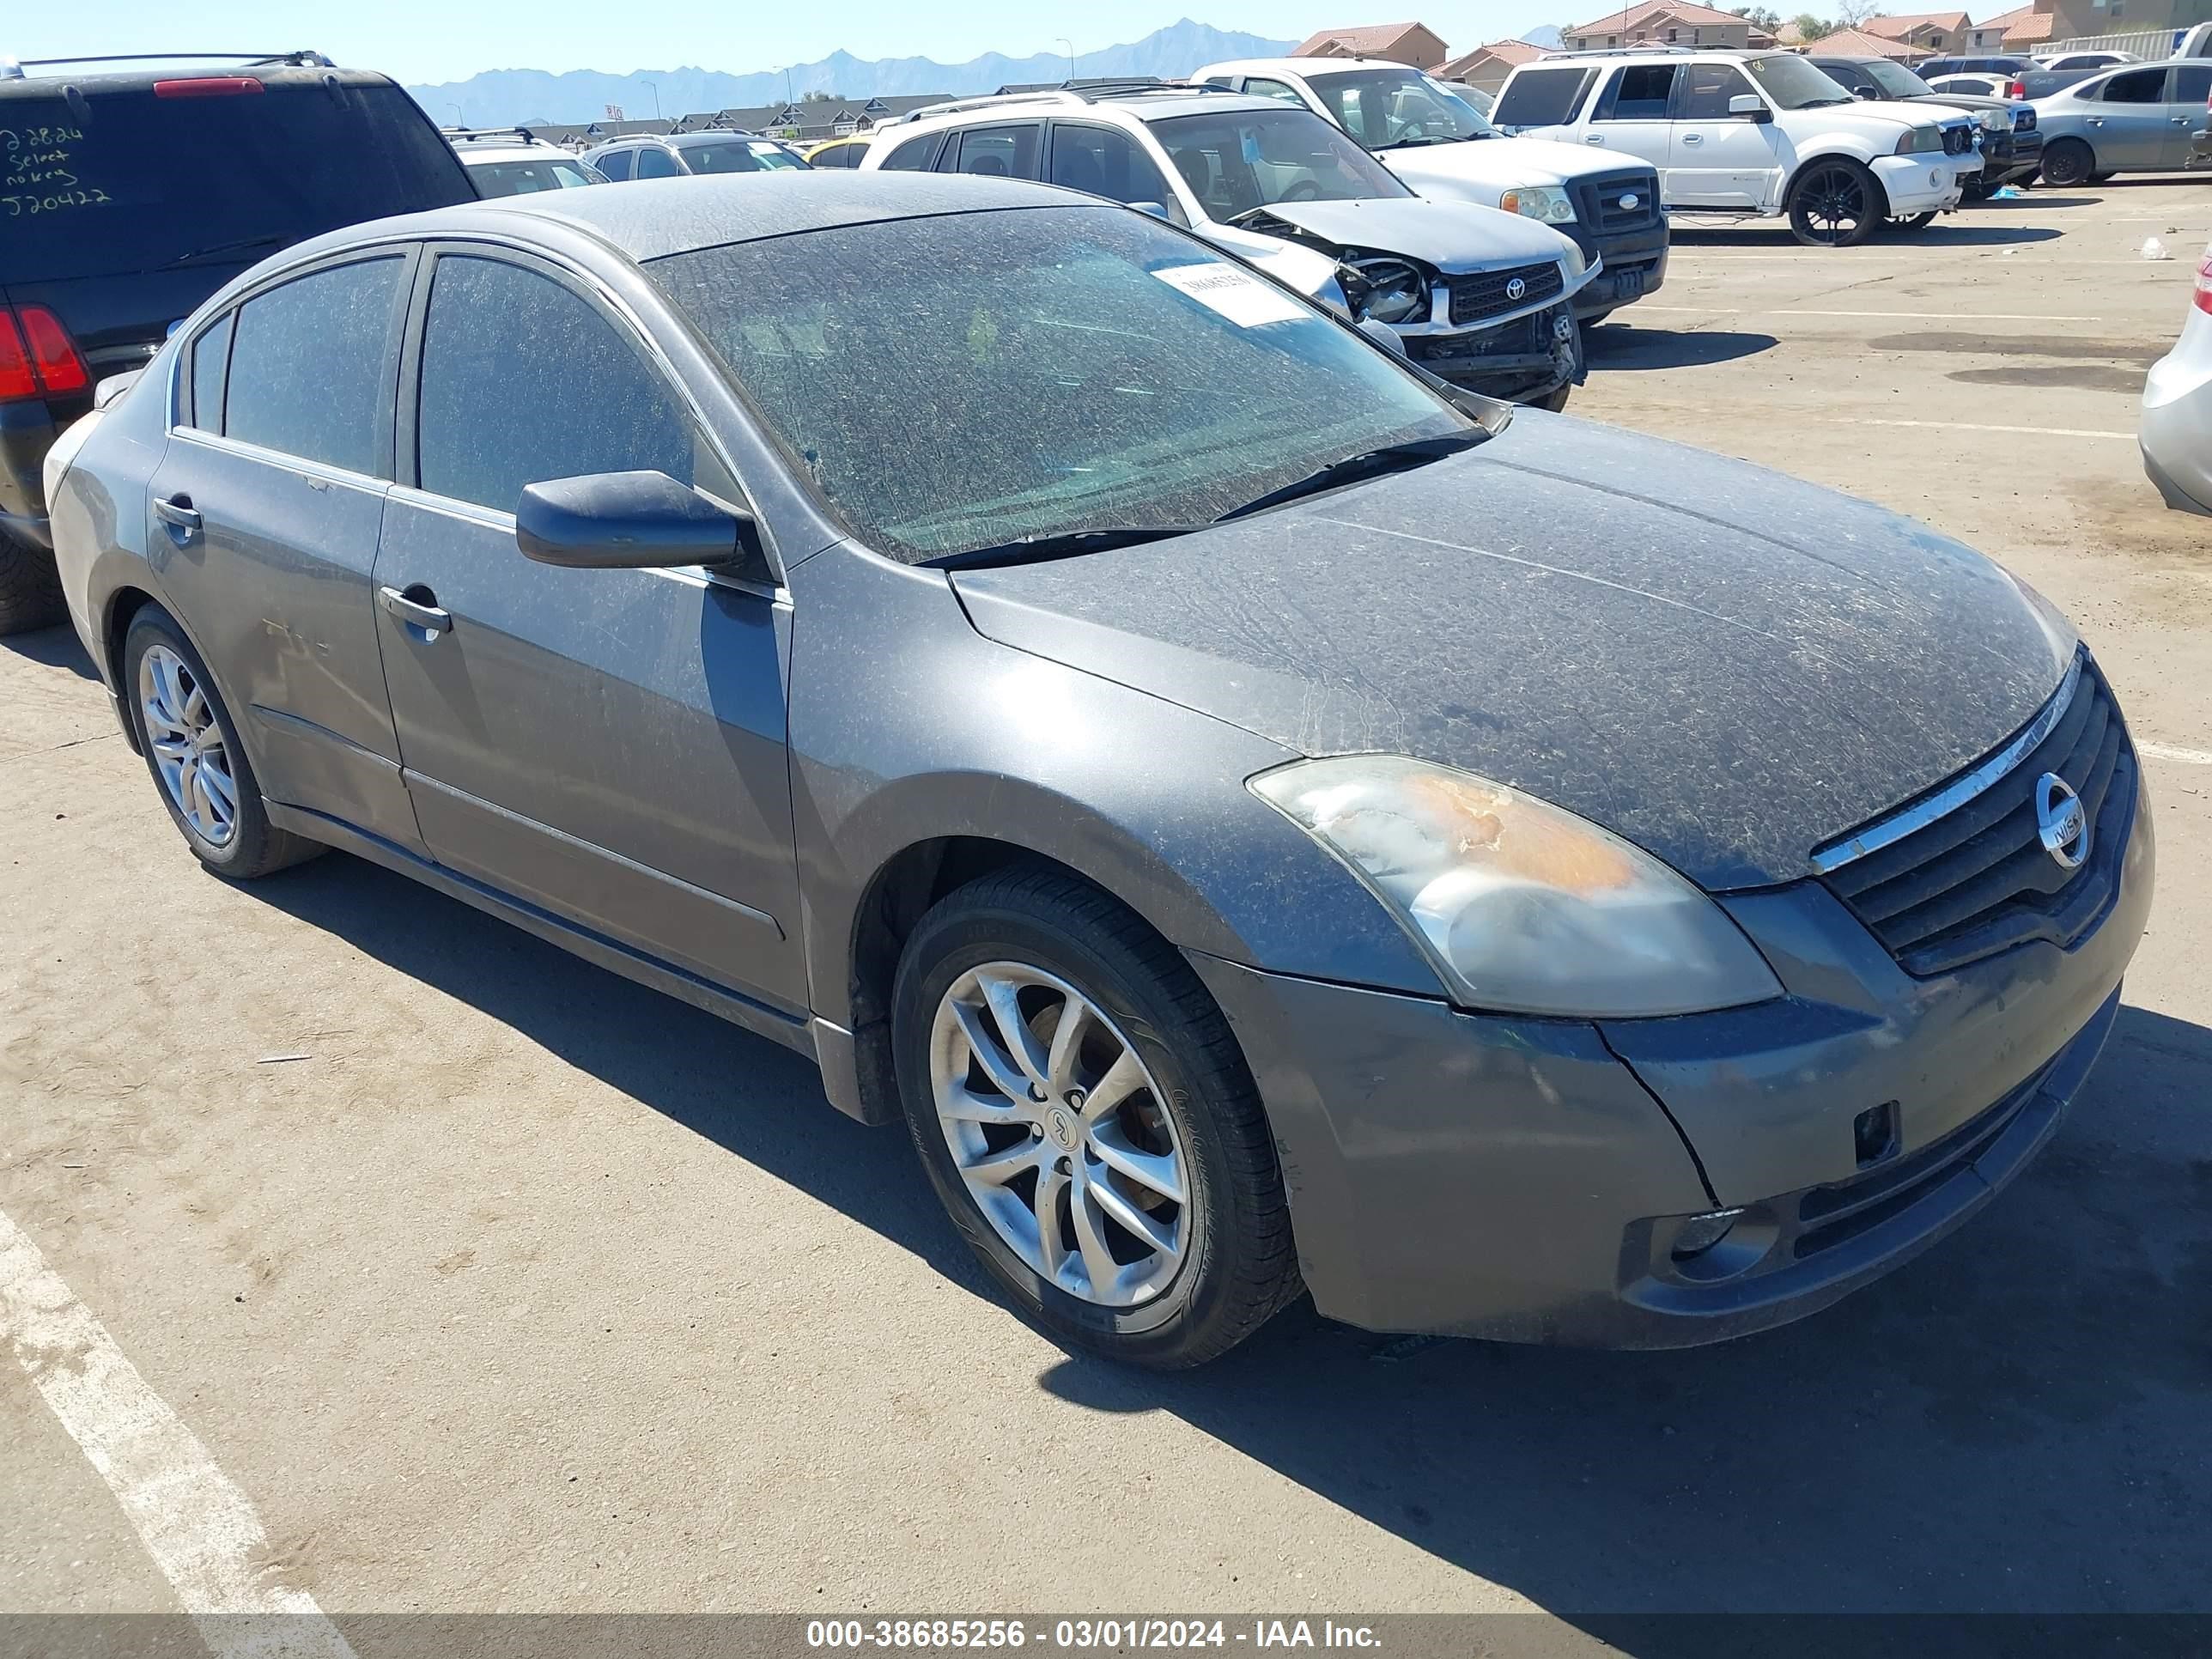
[892,866,1301,1369]
[0,527,66,636]
[1787,158,1882,247]
[2040,139,2094,186]
[121,605,323,879]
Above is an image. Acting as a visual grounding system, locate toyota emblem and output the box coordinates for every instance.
[2034,772,2089,871]
[1620,191,1640,210]
[1504,276,1528,301]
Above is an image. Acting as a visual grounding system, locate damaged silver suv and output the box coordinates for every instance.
[866,82,1596,408]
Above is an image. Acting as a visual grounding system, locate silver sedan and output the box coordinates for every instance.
[2142,242,2212,515]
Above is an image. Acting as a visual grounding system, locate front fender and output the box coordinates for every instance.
[784,542,1442,1031]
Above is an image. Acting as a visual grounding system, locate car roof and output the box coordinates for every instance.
[0,58,393,96]
[298,171,1105,265]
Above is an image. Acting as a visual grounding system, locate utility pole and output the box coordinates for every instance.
[641,77,661,118]
[1058,37,1076,79]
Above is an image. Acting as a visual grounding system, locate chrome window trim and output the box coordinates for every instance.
[170,426,392,495]
[1808,650,2084,875]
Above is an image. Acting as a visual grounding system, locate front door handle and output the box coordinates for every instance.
[153,495,201,541]
[379,583,452,640]
[1681,131,1704,145]
[1585,134,1606,143]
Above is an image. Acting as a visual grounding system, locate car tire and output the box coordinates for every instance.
[2040,139,2095,186]
[1786,158,1882,247]
[1890,210,1940,230]
[0,527,67,636]
[121,605,323,879]
[891,864,1302,1369]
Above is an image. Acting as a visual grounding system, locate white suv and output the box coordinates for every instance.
[1492,49,1979,246]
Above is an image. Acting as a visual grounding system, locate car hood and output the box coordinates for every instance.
[950,416,2075,891]
[1256,196,1575,271]
[1377,133,1646,189]
[1904,91,2014,112]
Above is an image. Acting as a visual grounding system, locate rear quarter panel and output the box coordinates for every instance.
[49,339,178,684]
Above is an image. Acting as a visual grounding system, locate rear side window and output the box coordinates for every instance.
[1595,65,1677,121]
[185,311,233,433]
[878,132,945,170]
[1243,77,1307,105]
[2100,69,2165,103]
[415,256,694,514]
[595,149,635,180]
[1048,125,1174,208]
[2174,66,2212,104]
[635,146,681,178]
[223,257,404,476]
[0,81,468,287]
[1492,67,1597,127]
[944,124,1043,179]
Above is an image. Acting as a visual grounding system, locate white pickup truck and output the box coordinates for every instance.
[1491,48,1980,247]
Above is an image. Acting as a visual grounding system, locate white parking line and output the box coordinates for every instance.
[1633,306,2106,320]
[0,1206,355,1659]
[2141,740,2212,766]
[1861,418,2135,440]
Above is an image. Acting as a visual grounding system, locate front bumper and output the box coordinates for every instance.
[1189,772,2153,1347]
[1570,217,1668,319]
[1873,153,1972,214]
[1403,300,1583,403]
[1981,130,2044,184]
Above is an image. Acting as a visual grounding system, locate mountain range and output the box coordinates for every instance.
[407,19,1297,128]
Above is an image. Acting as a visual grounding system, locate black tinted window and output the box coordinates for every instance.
[879,132,943,170]
[1492,66,1597,126]
[595,149,635,179]
[1679,63,1756,118]
[1048,124,1173,206]
[186,310,233,433]
[2101,69,2166,103]
[947,125,1042,178]
[1596,65,1676,120]
[2175,66,2212,103]
[416,256,692,514]
[224,257,403,475]
[0,82,468,286]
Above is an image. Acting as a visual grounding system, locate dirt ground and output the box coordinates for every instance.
[4,179,2210,1643]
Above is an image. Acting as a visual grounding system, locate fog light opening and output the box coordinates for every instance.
[1670,1208,1745,1261]
[1855,1101,1900,1169]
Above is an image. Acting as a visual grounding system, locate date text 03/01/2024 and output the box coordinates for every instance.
[805,1619,1383,1649]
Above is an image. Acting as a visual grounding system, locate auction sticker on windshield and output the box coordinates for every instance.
[1152,263,1308,328]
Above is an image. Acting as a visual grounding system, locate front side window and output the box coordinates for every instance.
[946,124,1043,179]
[1047,124,1175,209]
[683,139,806,173]
[1677,63,1757,119]
[416,256,694,514]
[185,310,233,433]
[647,206,1468,563]
[1595,64,1677,121]
[1304,67,1490,147]
[224,256,404,476]
[1492,66,1598,127]
[1151,108,1412,220]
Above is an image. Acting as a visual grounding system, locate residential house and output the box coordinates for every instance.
[1436,39,1544,92]
[1967,0,2209,49]
[1964,3,2057,47]
[1861,10,1972,52]
[1292,21,1451,68]
[709,94,953,142]
[1564,2,1778,51]
[1798,24,1922,55]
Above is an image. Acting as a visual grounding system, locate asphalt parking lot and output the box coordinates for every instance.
[4,179,2210,1640]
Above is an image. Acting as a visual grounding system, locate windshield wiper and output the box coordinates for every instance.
[1376,134,1460,149]
[154,234,288,271]
[927,524,1209,572]
[1213,433,1487,523]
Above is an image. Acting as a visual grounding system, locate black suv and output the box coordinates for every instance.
[1808,55,2045,195]
[1,52,474,633]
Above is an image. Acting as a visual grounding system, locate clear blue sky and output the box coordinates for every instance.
[16,2,1559,87]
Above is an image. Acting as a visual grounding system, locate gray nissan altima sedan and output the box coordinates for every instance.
[46,173,2153,1368]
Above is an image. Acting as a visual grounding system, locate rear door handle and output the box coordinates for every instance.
[153,495,201,539]
[1681,132,1704,145]
[379,584,452,640]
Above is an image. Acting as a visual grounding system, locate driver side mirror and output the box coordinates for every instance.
[1129,200,1170,219]
[516,470,763,573]
[1852,86,1879,100]
[1729,94,1772,122]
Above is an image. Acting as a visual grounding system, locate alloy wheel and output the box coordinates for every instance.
[138,645,239,847]
[1798,163,1869,244]
[928,962,1189,1308]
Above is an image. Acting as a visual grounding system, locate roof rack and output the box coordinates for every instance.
[1539,44,1699,57]
[898,77,1237,122]
[2,50,333,79]
[442,125,551,144]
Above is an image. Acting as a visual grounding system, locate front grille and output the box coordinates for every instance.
[1942,124,1975,155]
[2014,107,2037,132]
[1449,261,1562,325]
[1571,172,1662,237]
[1817,653,2136,977]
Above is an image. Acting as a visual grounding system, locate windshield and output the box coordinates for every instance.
[0,80,471,284]
[1305,67,1492,147]
[1150,108,1411,217]
[648,206,1467,562]
[466,157,599,194]
[1744,53,1856,109]
[1863,60,1936,96]
[681,139,807,173]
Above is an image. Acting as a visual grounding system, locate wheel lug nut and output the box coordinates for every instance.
[1057,1157,1072,1176]
[1030,1124,1044,1139]
[1029,1085,1047,1102]
[1065,1088,1086,1108]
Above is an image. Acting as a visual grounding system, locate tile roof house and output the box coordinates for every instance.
[1966,4,2057,47]
[1565,2,1778,51]
[1799,25,1923,57]
[1436,39,1544,92]
[1291,21,1450,69]
[1861,10,1972,51]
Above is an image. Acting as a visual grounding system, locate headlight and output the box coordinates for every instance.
[1250,756,1784,1018]
[1342,258,1428,325]
[1498,184,1577,225]
[1978,108,2009,133]
[1894,125,1942,155]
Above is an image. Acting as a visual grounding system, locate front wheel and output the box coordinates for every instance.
[1787,158,1882,247]
[2040,139,2095,187]
[892,866,1302,1369]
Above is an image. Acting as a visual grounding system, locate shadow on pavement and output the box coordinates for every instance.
[5,622,99,679]
[250,852,2212,1623]
[1584,327,1778,371]
[1668,224,2062,247]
